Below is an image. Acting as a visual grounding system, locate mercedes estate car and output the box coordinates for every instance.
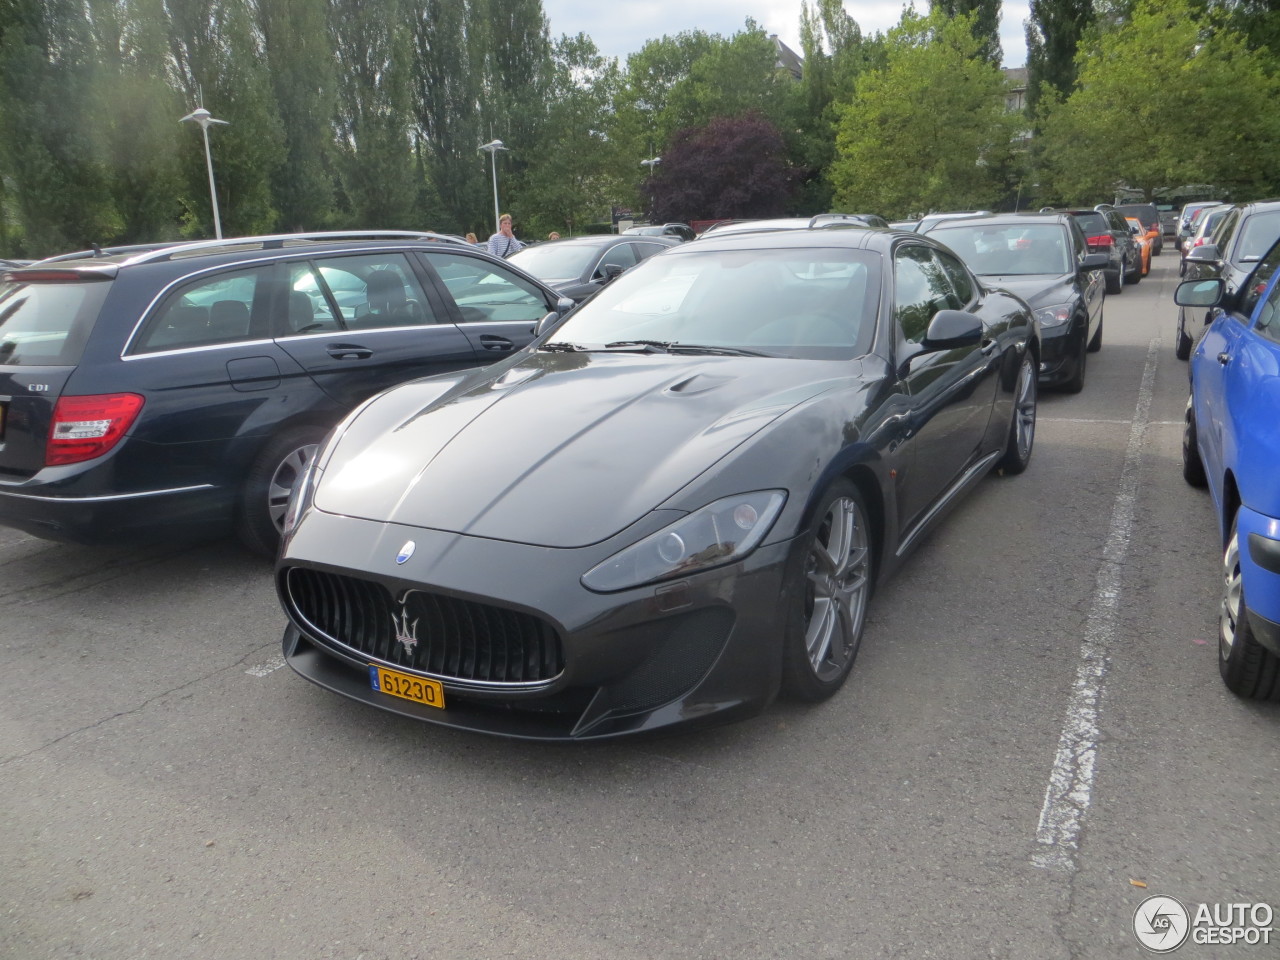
[276,225,1040,740]
[0,231,572,554]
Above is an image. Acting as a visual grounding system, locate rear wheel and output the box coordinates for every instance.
[236,425,326,557]
[997,351,1036,475]
[1219,516,1280,701]
[781,480,873,702]
[1105,268,1122,294]
[1124,256,1141,284]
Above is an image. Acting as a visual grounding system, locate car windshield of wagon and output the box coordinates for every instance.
[0,279,108,365]
[507,243,598,282]
[551,247,881,361]
[930,222,1071,276]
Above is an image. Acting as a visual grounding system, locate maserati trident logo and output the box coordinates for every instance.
[396,540,416,564]
[392,605,419,657]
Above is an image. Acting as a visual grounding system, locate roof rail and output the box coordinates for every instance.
[37,242,185,264]
[120,230,469,266]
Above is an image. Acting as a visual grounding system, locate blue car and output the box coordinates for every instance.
[1179,236,1280,701]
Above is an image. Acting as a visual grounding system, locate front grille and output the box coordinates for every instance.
[285,567,564,686]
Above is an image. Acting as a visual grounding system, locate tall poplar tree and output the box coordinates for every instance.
[1025,0,1094,114]
[930,0,1003,63]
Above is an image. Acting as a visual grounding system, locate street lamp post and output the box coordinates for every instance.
[180,107,230,240]
[640,157,661,221]
[478,139,509,234]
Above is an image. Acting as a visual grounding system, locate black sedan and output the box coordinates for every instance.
[277,227,1040,739]
[507,234,680,302]
[923,212,1107,392]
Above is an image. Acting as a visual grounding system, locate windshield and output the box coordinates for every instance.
[929,222,1071,276]
[507,243,597,281]
[550,247,881,360]
[0,279,108,365]
[1234,211,1280,263]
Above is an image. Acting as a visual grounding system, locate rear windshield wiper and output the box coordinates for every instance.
[538,341,587,352]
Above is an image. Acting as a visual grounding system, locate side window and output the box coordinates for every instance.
[597,244,639,277]
[1212,210,1239,252]
[632,242,667,262]
[281,261,343,336]
[1240,242,1280,319]
[133,265,266,354]
[933,249,974,306]
[309,253,435,331]
[1254,270,1280,344]
[423,252,548,324]
[894,245,954,344]
[1068,219,1089,260]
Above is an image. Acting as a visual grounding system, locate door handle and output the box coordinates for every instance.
[327,345,373,360]
[980,338,998,355]
[480,335,514,351]
[1218,352,1231,365]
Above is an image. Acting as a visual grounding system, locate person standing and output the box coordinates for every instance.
[487,214,524,258]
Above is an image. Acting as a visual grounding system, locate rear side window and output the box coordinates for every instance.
[132,265,269,354]
[422,252,548,324]
[1234,210,1280,265]
[0,279,109,365]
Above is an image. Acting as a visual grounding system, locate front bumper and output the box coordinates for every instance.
[1240,505,1280,656]
[1036,324,1083,386]
[278,510,801,740]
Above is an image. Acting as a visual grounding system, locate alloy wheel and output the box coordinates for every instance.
[267,443,319,531]
[1014,358,1037,461]
[1220,529,1243,663]
[803,496,871,681]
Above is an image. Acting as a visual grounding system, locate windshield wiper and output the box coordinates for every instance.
[667,343,767,357]
[604,339,675,353]
[538,341,587,352]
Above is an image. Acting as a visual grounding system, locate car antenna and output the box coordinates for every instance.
[91,243,103,258]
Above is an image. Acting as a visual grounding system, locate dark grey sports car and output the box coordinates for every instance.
[277,227,1040,739]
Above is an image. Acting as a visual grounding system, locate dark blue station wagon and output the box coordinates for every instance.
[0,232,572,554]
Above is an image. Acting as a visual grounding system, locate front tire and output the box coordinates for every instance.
[781,480,873,702]
[236,425,327,557]
[1219,516,1280,701]
[998,350,1036,475]
[1088,310,1104,353]
[1175,319,1193,360]
[1182,396,1207,488]
[1061,329,1087,394]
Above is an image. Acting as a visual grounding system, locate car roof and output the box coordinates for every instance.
[700,214,885,237]
[673,222,929,257]
[923,211,1069,229]
[533,234,679,247]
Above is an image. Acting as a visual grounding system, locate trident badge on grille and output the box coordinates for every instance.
[392,605,419,656]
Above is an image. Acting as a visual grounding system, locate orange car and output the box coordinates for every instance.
[1126,216,1153,276]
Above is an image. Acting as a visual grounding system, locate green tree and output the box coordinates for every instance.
[1025,0,1095,115]
[830,9,1020,219]
[258,0,336,231]
[930,0,1003,63]
[517,33,622,236]
[0,0,120,254]
[329,0,419,228]
[1038,0,1280,202]
[662,21,793,136]
[611,30,718,169]
[168,0,285,236]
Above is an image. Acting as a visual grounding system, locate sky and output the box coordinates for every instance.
[541,0,1032,68]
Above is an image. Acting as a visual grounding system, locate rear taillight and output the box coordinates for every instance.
[46,393,145,466]
[1086,235,1113,248]
[1193,236,1206,247]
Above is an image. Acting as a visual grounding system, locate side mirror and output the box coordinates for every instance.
[1080,252,1109,271]
[1185,243,1220,263]
[601,263,625,281]
[922,309,983,351]
[536,297,577,337]
[1174,278,1225,307]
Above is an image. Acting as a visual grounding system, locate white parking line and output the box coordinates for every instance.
[1032,339,1159,872]
[246,656,286,677]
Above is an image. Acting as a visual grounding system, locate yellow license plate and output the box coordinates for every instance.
[369,664,445,709]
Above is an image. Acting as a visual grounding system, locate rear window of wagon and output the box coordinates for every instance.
[0,279,109,366]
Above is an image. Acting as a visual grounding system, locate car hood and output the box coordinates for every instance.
[980,274,1076,308]
[313,352,845,548]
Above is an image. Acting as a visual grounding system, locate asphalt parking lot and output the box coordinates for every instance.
[1,250,1276,959]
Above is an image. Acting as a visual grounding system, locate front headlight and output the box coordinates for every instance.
[1034,303,1073,330]
[581,490,787,592]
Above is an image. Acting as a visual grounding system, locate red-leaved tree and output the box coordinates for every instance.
[646,112,793,222]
